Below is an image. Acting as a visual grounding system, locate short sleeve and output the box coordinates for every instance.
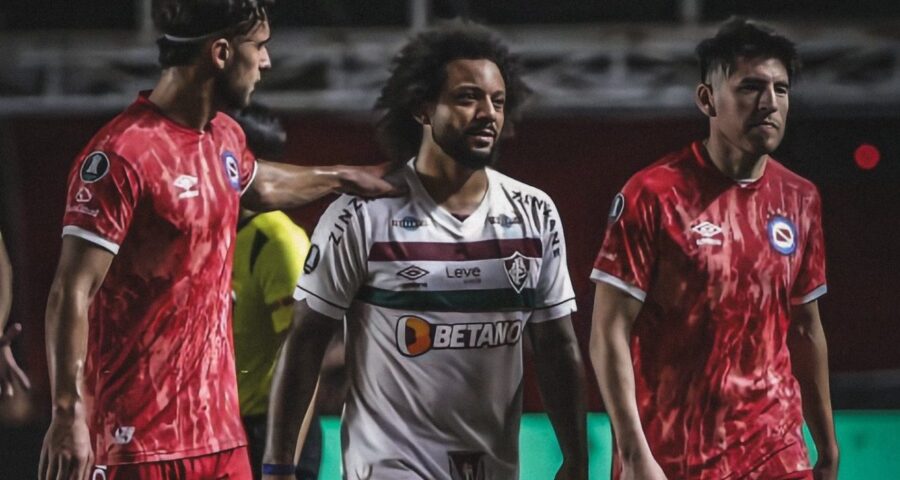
[590,179,659,302]
[790,190,827,305]
[293,196,369,319]
[238,144,258,196]
[529,197,577,323]
[258,226,311,333]
[62,150,142,254]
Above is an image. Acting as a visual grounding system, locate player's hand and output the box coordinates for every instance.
[813,449,839,480]
[555,458,588,480]
[0,323,31,397]
[38,407,94,480]
[621,454,668,480]
[335,162,407,198]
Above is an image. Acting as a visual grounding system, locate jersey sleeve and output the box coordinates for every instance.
[61,150,142,254]
[293,196,369,320]
[590,178,659,302]
[238,144,258,196]
[258,226,311,333]
[790,189,827,305]
[529,197,577,323]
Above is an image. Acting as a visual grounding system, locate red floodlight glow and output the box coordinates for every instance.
[854,144,881,170]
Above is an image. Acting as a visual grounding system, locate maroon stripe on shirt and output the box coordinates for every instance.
[369,238,542,262]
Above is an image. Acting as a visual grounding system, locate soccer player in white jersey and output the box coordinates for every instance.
[263,23,587,480]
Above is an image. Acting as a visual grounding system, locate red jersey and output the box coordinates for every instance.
[61,92,257,465]
[592,141,826,479]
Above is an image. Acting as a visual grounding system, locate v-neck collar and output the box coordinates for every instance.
[404,158,492,238]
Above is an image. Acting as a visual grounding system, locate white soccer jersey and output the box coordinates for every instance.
[295,159,576,480]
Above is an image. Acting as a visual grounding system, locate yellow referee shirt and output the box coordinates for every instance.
[233,211,310,417]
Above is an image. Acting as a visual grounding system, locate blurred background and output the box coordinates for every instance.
[1,0,899,478]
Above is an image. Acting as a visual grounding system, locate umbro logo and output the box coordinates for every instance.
[691,221,723,246]
[397,265,429,281]
[173,175,199,199]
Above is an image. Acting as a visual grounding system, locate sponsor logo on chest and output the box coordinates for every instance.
[395,315,523,357]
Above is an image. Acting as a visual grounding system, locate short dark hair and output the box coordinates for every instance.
[374,21,531,163]
[696,17,799,83]
[152,0,274,67]
[229,103,286,160]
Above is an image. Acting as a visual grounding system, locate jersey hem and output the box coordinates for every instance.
[790,284,827,305]
[590,269,646,302]
[97,438,247,466]
[62,225,120,254]
[529,298,578,323]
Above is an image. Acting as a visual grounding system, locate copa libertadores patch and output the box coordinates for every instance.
[79,151,110,183]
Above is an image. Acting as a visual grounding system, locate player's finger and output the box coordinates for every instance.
[55,455,69,480]
[37,445,49,480]
[2,379,13,397]
[0,323,22,346]
[12,363,31,390]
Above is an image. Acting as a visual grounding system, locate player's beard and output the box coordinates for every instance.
[214,69,253,111]
[431,124,500,171]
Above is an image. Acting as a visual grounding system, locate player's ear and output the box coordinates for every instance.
[413,104,431,126]
[695,82,716,117]
[209,38,231,70]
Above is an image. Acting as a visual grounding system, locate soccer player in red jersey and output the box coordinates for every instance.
[589,19,839,480]
[37,1,398,479]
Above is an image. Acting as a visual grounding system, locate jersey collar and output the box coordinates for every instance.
[691,140,769,190]
[404,158,493,238]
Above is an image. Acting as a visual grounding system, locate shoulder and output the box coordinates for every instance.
[624,145,696,197]
[491,168,558,209]
[767,158,821,199]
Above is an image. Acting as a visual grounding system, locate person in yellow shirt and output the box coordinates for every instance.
[231,104,320,479]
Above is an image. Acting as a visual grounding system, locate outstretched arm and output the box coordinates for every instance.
[528,315,588,480]
[242,160,401,211]
[788,300,839,480]
[39,236,114,480]
[262,300,339,480]
[589,282,666,480]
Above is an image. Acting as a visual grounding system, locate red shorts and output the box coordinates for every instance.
[90,447,252,480]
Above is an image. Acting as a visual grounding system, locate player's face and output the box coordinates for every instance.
[427,58,506,170]
[217,20,272,110]
[709,56,790,156]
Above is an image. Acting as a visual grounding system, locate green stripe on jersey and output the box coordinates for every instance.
[356,286,537,312]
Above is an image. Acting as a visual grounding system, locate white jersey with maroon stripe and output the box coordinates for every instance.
[295,158,576,480]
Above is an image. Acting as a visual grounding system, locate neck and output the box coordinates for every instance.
[415,137,488,216]
[148,67,219,131]
[703,132,768,181]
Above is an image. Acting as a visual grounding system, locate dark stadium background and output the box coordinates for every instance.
[1,1,899,478]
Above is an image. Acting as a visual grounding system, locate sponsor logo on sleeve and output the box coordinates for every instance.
[503,251,530,293]
[75,186,93,203]
[221,151,241,191]
[691,221,723,246]
[768,215,797,255]
[449,451,486,480]
[609,193,625,223]
[304,244,321,274]
[395,315,523,357]
[79,151,110,183]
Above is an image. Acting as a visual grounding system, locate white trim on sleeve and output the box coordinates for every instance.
[791,284,827,305]
[62,226,120,254]
[590,269,646,302]
[239,160,259,197]
[293,285,346,320]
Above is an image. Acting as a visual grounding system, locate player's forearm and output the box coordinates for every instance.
[788,316,839,461]
[531,325,588,466]
[44,279,91,413]
[264,322,331,464]
[0,239,12,330]
[243,161,342,211]
[589,323,651,459]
